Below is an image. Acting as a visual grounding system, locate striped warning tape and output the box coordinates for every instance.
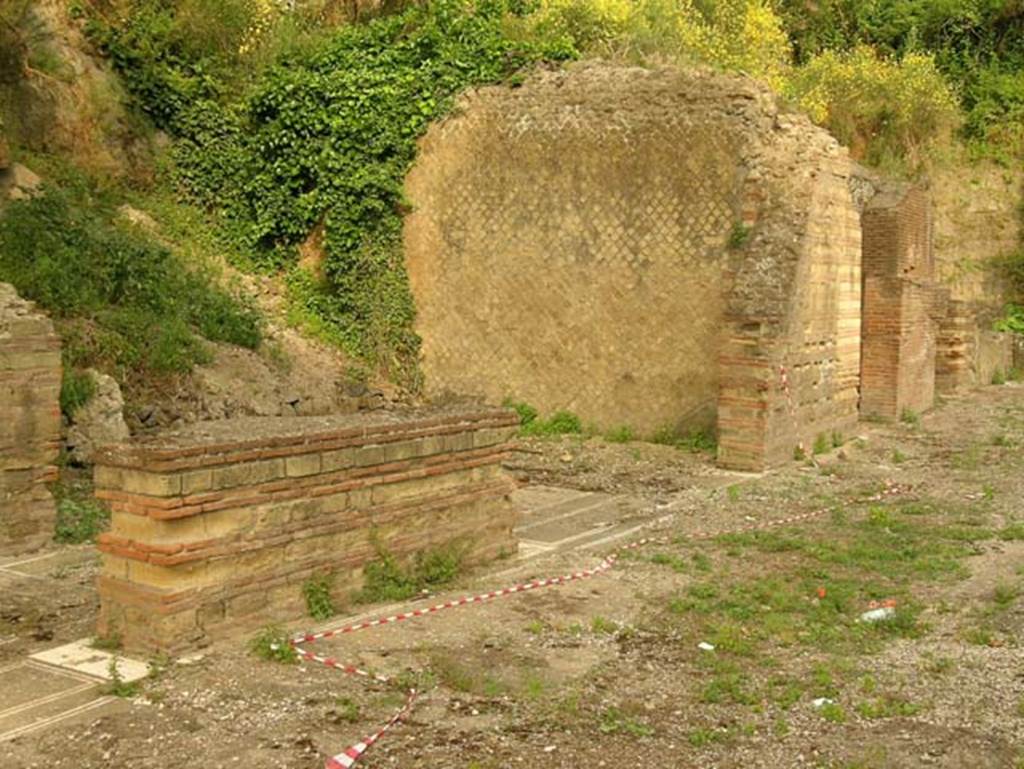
[289,483,918,769]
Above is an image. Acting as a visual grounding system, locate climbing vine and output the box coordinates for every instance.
[88,0,576,381]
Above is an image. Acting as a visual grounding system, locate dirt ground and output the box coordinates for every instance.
[2,384,1023,769]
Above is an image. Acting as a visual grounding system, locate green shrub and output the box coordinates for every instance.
[302,572,335,620]
[786,45,960,170]
[605,425,635,443]
[54,496,110,544]
[358,541,465,604]
[0,186,262,385]
[250,625,299,663]
[505,400,540,428]
[59,368,97,418]
[520,409,583,437]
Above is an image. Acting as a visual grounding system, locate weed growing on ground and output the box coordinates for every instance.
[91,633,122,651]
[598,706,655,736]
[604,425,634,443]
[892,448,906,464]
[524,620,545,635]
[333,697,360,723]
[999,523,1024,541]
[687,726,730,746]
[430,652,505,696]
[855,695,921,719]
[302,572,335,620]
[900,408,920,426]
[357,541,464,604]
[54,495,110,544]
[590,616,619,635]
[106,657,140,698]
[992,369,1007,385]
[819,701,847,723]
[652,425,716,453]
[649,552,688,573]
[813,433,831,455]
[250,625,298,664]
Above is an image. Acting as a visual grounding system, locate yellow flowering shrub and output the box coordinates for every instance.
[533,0,791,89]
[676,0,791,91]
[786,45,960,169]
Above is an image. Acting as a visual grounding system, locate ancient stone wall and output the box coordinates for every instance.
[406,65,864,470]
[0,283,61,554]
[94,408,518,653]
[931,160,1022,390]
[716,128,862,470]
[860,185,937,419]
[406,65,749,437]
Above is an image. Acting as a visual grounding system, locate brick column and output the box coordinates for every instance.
[0,283,61,555]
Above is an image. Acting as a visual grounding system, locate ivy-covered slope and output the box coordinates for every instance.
[89,0,575,382]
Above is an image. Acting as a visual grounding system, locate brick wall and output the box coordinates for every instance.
[860,185,937,419]
[407,64,869,471]
[405,64,751,438]
[94,407,519,653]
[716,132,863,470]
[931,160,1023,389]
[0,283,61,555]
[936,299,1016,390]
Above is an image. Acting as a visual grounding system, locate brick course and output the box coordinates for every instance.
[0,283,61,554]
[94,407,519,653]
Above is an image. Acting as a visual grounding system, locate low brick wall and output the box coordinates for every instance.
[0,283,61,555]
[94,407,519,653]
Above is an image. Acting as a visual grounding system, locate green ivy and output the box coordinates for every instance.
[89,0,576,381]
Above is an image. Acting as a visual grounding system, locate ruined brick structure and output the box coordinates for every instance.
[931,161,1023,388]
[94,408,518,652]
[0,283,61,554]
[860,184,938,419]
[405,64,894,471]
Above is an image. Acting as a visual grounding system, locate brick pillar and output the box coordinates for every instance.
[860,186,937,420]
[0,283,62,554]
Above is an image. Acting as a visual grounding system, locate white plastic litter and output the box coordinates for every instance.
[858,606,896,623]
[697,642,715,651]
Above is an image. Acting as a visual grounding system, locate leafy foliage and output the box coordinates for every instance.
[0,183,261,391]
[53,492,110,544]
[302,572,336,620]
[358,540,465,604]
[786,45,959,169]
[534,0,791,88]
[88,0,575,377]
[777,0,1024,154]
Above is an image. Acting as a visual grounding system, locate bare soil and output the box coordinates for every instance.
[2,384,1023,769]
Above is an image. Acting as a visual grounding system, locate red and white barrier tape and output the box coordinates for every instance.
[290,502,855,768]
